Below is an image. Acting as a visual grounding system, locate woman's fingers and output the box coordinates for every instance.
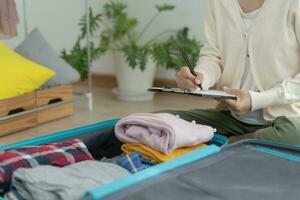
[176,67,205,90]
[181,67,196,81]
[177,75,198,90]
[223,86,240,112]
[195,73,204,85]
[183,79,199,90]
[224,99,240,112]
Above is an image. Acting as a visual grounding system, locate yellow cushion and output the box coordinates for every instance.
[0,42,55,100]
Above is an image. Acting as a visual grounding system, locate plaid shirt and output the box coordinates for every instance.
[0,139,94,194]
[116,152,154,174]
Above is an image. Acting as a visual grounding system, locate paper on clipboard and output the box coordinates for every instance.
[148,87,237,100]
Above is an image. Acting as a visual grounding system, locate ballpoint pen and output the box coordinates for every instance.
[180,48,203,90]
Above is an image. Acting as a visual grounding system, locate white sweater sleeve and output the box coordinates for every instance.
[194,0,222,90]
[250,76,300,111]
[249,4,300,111]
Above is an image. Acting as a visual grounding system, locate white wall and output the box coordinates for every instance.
[2,0,208,80]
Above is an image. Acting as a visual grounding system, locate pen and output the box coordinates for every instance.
[180,48,203,90]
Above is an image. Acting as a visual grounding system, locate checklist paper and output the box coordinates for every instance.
[148,87,237,100]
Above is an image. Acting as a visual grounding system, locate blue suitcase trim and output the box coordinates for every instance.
[85,145,221,200]
[0,119,119,150]
[254,147,300,163]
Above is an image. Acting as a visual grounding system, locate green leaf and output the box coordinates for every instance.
[112,16,138,39]
[151,43,170,67]
[137,46,149,71]
[122,43,150,70]
[61,38,103,80]
[122,43,139,69]
[104,1,127,18]
[79,8,102,39]
[155,4,175,12]
[150,27,202,71]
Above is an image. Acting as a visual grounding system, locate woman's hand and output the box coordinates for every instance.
[223,87,252,115]
[176,67,204,90]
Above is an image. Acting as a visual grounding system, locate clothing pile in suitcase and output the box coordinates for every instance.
[0,113,218,200]
[114,113,215,165]
[1,113,300,200]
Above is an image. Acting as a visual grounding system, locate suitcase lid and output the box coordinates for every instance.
[92,139,300,200]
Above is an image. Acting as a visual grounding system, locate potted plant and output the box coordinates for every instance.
[62,1,202,101]
[98,1,176,101]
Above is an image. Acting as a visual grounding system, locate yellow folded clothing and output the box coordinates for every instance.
[121,143,207,163]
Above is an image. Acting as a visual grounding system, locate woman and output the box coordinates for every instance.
[171,0,300,144]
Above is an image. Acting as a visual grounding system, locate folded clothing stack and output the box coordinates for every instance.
[121,143,207,163]
[0,139,94,194]
[115,113,215,167]
[5,161,129,200]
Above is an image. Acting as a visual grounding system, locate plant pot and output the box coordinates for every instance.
[112,52,156,101]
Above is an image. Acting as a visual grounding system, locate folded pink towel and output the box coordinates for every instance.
[115,113,215,154]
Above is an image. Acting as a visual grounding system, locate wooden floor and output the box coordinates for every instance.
[0,82,217,146]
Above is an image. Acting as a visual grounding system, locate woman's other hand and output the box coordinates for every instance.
[223,87,252,115]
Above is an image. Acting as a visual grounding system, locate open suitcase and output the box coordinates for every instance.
[0,120,227,200]
[1,119,300,200]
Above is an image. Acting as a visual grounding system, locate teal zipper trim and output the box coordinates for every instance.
[0,119,119,150]
[255,147,300,163]
[85,145,220,200]
[238,138,300,149]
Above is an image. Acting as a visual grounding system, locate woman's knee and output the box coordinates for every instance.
[258,116,300,145]
[275,116,300,133]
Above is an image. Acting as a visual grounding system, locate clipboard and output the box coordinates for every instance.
[148,87,237,100]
